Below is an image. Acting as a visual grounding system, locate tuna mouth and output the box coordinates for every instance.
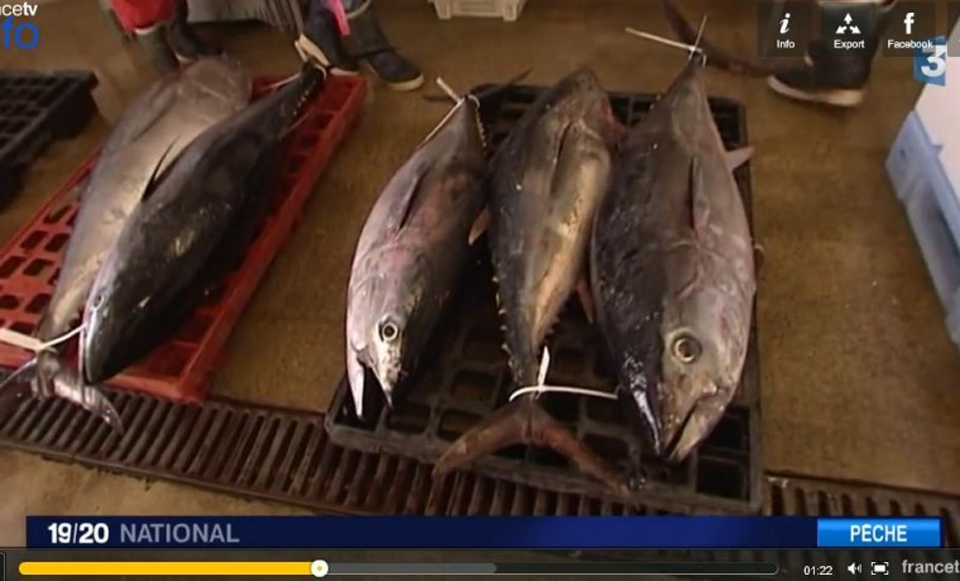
[662,389,727,464]
[663,404,698,463]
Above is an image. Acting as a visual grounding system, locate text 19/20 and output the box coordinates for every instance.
[48,522,109,545]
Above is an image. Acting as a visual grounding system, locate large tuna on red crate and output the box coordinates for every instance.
[0,75,367,402]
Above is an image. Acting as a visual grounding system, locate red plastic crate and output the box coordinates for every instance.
[0,75,367,402]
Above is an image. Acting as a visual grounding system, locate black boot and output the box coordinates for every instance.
[134,23,179,75]
[166,0,223,63]
[347,0,424,92]
[767,0,897,107]
[295,1,360,75]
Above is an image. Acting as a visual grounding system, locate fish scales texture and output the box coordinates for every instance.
[591,61,755,462]
[81,68,318,384]
[37,57,253,344]
[346,98,487,417]
[490,68,616,387]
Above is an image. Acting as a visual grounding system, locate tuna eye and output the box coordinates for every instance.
[379,321,399,342]
[672,335,702,363]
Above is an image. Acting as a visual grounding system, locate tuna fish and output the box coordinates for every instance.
[80,65,323,386]
[345,90,488,418]
[590,54,756,464]
[433,69,627,490]
[0,57,252,426]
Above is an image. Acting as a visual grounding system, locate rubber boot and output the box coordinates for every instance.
[134,23,179,75]
[767,0,897,107]
[295,0,360,75]
[166,0,223,63]
[347,0,424,91]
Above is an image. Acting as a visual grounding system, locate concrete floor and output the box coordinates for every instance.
[1,0,959,545]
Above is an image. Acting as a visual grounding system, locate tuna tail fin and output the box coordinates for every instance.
[0,357,39,420]
[0,352,122,430]
[659,0,775,77]
[433,396,629,494]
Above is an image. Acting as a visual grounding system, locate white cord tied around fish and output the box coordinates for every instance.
[509,347,619,402]
[625,14,709,66]
[417,77,476,148]
[0,324,84,354]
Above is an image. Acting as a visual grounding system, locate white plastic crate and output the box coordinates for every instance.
[887,112,960,348]
[429,0,527,21]
[915,20,960,150]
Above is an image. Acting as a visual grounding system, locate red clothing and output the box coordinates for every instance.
[110,0,176,32]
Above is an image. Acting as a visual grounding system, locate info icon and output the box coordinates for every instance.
[820,1,879,56]
[757,1,812,57]
[883,2,937,56]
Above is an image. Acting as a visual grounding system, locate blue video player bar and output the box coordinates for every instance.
[25,516,944,550]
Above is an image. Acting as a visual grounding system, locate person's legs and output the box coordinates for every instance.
[346,0,424,91]
[296,0,423,91]
[296,0,361,75]
[165,0,223,62]
[111,0,221,75]
[111,0,178,74]
[767,0,898,107]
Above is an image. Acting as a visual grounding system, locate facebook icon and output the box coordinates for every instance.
[903,11,914,35]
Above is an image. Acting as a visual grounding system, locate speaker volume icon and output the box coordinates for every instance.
[847,562,862,575]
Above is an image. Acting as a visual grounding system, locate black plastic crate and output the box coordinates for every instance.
[325,83,762,514]
[0,71,99,206]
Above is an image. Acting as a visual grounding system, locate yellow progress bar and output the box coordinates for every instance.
[19,560,329,577]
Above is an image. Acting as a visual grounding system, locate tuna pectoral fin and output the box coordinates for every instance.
[725,146,754,171]
[576,277,596,325]
[141,136,182,202]
[433,397,629,494]
[468,207,490,246]
[754,243,765,275]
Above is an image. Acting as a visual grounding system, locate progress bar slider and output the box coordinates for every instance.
[18,561,779,576]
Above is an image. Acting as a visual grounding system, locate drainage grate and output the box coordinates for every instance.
[0,71,99,206]
[2,388,959,537]
[325,84,762,514]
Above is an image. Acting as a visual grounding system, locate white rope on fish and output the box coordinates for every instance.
[417,76,469,148]
[0,324,84,353]
[625,28,701,54]
[625,14,709,66]
[509,347,619,402]
[435,77,461,104]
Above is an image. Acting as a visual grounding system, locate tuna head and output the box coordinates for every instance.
[654,260,752,463]
[346,264,421,415]
[82,253,166,384]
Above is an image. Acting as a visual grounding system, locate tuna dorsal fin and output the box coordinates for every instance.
[141,136,181,202]
[396,167,428,232]
[725,146,753,171]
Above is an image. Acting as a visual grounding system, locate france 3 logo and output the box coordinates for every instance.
[914,35,947,86]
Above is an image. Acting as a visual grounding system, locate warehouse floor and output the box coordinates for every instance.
[1,0,959,545]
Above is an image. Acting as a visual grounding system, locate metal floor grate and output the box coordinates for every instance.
[2,389,959,536]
